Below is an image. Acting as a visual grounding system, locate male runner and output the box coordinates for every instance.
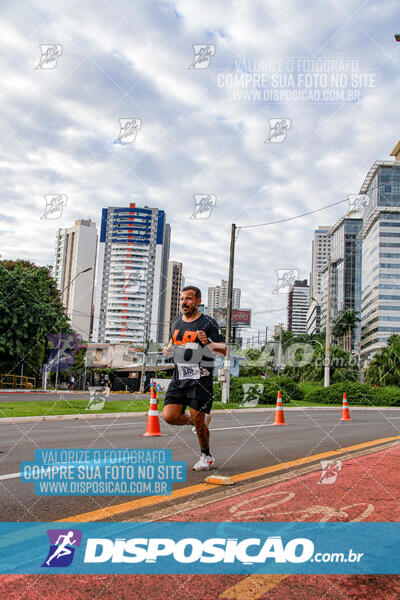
[162,286,226,471]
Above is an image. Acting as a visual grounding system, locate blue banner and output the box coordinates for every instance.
[0,522,398,574]
[20,449,186,496]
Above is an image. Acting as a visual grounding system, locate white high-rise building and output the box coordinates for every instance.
[93,203,170,344]
[207,280,241,315]
[310,226,331,300]
[53,219,97,340]
[307,226,331,334]
[287,279,310,334]
[163,261,183,343]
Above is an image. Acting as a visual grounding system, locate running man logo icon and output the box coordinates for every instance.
[46,333,82,373]
[318,460,342,485]
[189,195,216,219]
[114,118,142,144]
[35,44,63,69]
[241,384,264,408]
[347,194,369,214]
[188,44,215,69]
[265,118,292,143]
[40,194,68,220]
[86,386,110,411]
[272,269,299,294]
[124,270,144,293]
[42,529,82,567]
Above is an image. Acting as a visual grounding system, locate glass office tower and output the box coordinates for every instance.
[359,143,400,361]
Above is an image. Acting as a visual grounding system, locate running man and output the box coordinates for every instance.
[45,531,77,566]
[162,286,226,471]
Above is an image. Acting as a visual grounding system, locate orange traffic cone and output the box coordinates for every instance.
[140,387,166,436]
[273,390,286,425]
[338,393,351,421]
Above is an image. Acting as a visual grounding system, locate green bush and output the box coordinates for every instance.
[213,376,303,405]
[374,386,400,406]
[305,381,393,405]
[272,376,304,403]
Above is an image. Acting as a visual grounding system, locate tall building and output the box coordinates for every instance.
[93,203,170,344]
[329,212,363,348]
[307,226,331,335]
[358,142,400,361]
[310,226,331,300]
[53,219,97,340]
[207,279,241,315]
[287,280,309,334]
[163,261,183,342]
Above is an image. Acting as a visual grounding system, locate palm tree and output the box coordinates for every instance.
[332,310,360,352]
[366,335,400,386]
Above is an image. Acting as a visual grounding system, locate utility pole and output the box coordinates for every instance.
[222,224,236,404]
[54,333,61,390]
[139,322,150,393]
[83,354,87,391]
[324,255,331,388]
[277,324,283,374]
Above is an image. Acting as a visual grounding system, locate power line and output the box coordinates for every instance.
[239,173,400,230]
[238,198,349,229]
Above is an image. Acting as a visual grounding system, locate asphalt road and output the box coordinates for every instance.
[0,408,399,521]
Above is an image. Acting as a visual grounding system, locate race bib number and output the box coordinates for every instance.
[177,363,200,380]
[185,342,200,349]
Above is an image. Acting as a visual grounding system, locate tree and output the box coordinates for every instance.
[282,342,358,383]
[332,310,360,351]
[244,348,262,362]
[366,334,400,386]
[0,260,72,378]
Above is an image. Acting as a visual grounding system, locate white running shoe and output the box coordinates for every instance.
[192,413,211,434]
[192,453,215,471]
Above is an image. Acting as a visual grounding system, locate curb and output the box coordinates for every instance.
[0,405,398,424]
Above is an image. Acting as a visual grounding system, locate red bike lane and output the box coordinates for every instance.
[1,442,399,599]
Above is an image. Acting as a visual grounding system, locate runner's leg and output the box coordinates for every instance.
[190,407,210,454]
[163,404,193,425]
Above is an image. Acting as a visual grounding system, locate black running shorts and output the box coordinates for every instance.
[164,381,213,414]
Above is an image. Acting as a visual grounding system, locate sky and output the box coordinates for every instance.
[1,0,400,344]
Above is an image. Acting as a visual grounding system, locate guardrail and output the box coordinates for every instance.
[0,374,36,389]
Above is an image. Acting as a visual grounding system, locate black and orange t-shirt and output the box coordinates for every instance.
[169,313,224,388]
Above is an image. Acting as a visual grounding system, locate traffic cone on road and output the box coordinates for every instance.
[140,386,166,436]
[338,393,352,421]
[273,390,286,425]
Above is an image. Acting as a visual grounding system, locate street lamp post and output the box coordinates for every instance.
[139,322,150,394]
[324,256,331,388]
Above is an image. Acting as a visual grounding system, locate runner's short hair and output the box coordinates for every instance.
[182,285,201,299]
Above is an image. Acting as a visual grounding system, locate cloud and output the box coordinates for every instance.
[0,0,399,339]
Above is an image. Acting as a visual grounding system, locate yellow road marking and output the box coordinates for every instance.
[220,575,288,599]
[58,435,400,522]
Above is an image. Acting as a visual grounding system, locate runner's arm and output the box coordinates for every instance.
[162,339,174,356]
[196,330,226,356]
[207,340,227,356]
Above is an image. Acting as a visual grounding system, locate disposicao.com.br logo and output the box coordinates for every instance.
[84,536,314,564]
